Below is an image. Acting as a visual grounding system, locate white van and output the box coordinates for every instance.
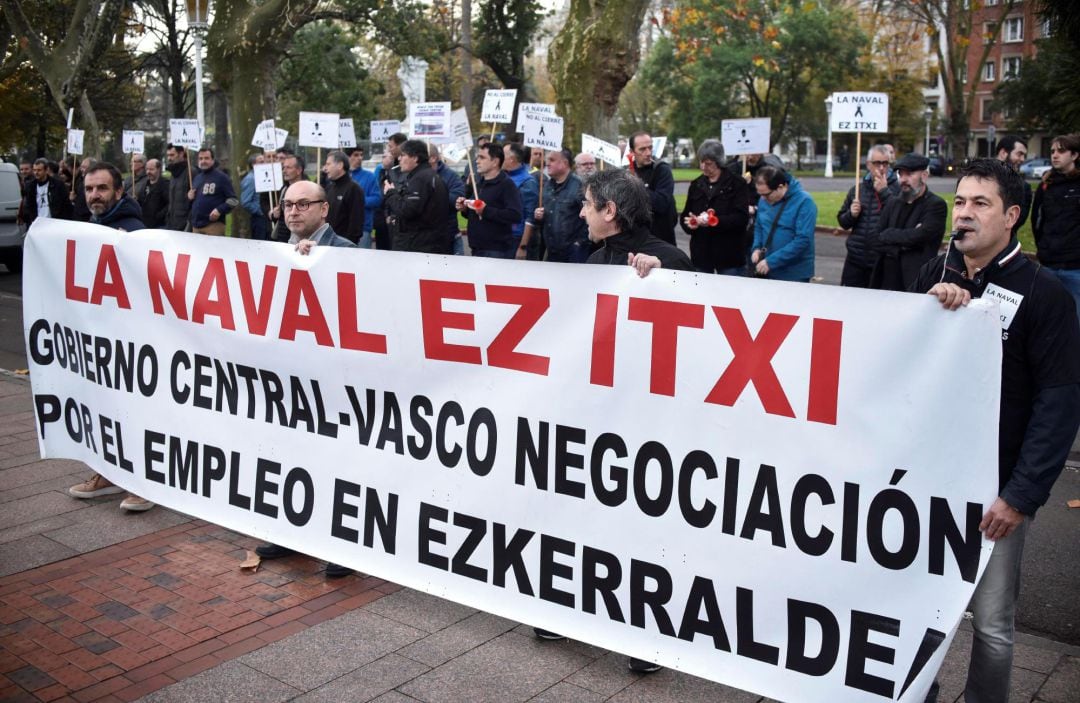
[0,162,24,273]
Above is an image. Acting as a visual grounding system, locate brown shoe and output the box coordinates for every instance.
[69,474,124,499]
[119,494,155,512]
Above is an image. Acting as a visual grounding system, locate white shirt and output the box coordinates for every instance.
[36,182,51,219]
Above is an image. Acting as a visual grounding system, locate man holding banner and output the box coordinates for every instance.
[914,158,1080,703]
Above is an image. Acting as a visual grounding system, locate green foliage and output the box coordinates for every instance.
[275,22,385,134]
[474,0,547,93]
[994,27,1080,135]
[648,0,867,147]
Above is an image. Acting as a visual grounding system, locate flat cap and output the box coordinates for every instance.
[894,153,930,171]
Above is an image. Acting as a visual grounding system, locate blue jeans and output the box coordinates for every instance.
[357,231,373,249]
[1048,268,1080,324]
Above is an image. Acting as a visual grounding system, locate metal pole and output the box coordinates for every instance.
[193,30,206,141]
[824,98,834,178]
[925,117,931,156]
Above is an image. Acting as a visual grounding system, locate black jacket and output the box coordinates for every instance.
[22,176,73,224]
[91,196,145,231]
[383,162,450,254]
[138,178,170,229]
[324,173,365,243]
[633,161,677,245]
[463,171,523,252]
[911,240,1080,515]
[836,172,899,267]
[588,224,694,271]
[1032,168,1080,269]
[166,161,191,231]
[869,188,947,291]
[680,169,750,270]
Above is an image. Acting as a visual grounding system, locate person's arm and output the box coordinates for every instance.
[646,163,675,217]
[714,182,750,232]
[878,195,947,248]
[480,180,523,225]
[346,185,364,240]
[362,172,383,210]
[680,180,699,233]
[764,198,817,270]
[215,174,238,216]
[836,187,858,229]
[240,175,260,216]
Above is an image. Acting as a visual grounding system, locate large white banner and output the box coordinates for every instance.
[24,219,1003,703]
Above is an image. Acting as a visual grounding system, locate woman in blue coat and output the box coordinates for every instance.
[750,166,818,282]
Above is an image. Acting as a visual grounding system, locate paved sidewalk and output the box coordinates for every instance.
[1,372,1078,703]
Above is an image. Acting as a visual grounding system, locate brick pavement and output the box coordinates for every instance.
[1,371,1078,703]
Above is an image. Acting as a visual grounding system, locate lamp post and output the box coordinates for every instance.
[924,105,933,156]
[824,96,834,178]
[185,0,209,139]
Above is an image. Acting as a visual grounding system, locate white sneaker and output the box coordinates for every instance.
[69,474,124,498]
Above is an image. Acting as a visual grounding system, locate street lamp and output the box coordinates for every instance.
[824,96,834,178]
[185,0,210,140]
[924,105,933,156]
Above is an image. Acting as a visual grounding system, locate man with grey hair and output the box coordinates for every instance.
[836,144,899,287]
[574,152,597,178]
[122,153,147,199]
[323,149,365,243]
[680,139,749,274]
[138,158,170,229]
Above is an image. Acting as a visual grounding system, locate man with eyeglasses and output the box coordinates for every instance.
[281,180,357,254]
[1032,133,1080,319]
[837,144,899,287]
[574,152,597,179]
[868,153,947,291]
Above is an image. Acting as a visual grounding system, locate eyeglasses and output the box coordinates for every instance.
[282,199,324,212]
[869,160,890,167]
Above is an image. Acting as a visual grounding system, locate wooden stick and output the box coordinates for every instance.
[187,151,194,191]
[131,153,135,195]
[317,147,321,181]
[465,147,480,201]
[71,153,77,195]
[741,154,747,178]
[854,132,862,201]
[538,149,545,207]
[490,123,497,142]
[600,160,605,172]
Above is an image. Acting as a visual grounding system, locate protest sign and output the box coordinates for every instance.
[829,92,890,133]
[25,220,1002,703]
[651,136,668,160]
[339,118,357,149]
[481,89,517,124]
[722,118,772,156]
[252,120,286,151]
[515,103,556,133]
[298,111,340,149]
[66,130,85,155]
[522,112,564,151]
[581,134,621,168]
[169,119,201,149]
[371,120,402,144]
[122,131,145,155]
[253,162,283,193]
[449,108,473,150]
[409,102,452,140]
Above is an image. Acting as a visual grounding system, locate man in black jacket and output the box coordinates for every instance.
[627,132,677,245]
[456,143,522,258]
[22,158,73,225]
[1031,133,1080,319]
[914,158,1080,703]
[868,153,947,291]
[138,158,170,228]
[165,144,191,231]
[533,148,590,263]
[837,144,899,287]
[382,140,449,254]
[994,135,1032,232]
[322,150,365,243]
[85,163,145,231]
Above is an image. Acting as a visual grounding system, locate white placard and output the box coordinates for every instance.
[651,136,668,161]
[169,119,202,149]
[721,118,772,156]
[449,108,473,150]
[25,219,1002,703]
[515,102,557,133]
[481,89,518,124]
[829,92,890,133]
[122,131,145,155]
[339,118,357,149]
[298,111,340,149]
[251,119,285,150]
[253,162,284,193]
[409,102,452,140]
[371,120,402,144]
[581,134,622,167]
[66,130,84,156]
[521,111,564,151]
[66,108,74,130]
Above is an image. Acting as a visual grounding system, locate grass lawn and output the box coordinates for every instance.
[673,191,1036,252]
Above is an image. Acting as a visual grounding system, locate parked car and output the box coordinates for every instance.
[1020,157,1051,179]
[0,163,23,274]
[1030,162,1053,179]
[928,157,946,176]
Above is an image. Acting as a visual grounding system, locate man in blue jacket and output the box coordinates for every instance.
[348,147,381,248]
[503,142,539,259]
[429,145,466,254]
[187,147,238,236]
[456,143,522,258]
[750,166,817,281]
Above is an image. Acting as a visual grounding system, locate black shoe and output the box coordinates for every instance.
[324,562,352,578]
[532,627,566,641]
[628,657,662,673]
[255,543,296,559]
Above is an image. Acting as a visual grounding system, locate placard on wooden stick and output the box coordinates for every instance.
[298,112,340,148]
[370,120,402,144]
[122,131,145,155]
[721,118,772,156]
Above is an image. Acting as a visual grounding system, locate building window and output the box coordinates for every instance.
[983,61,996,82]
[1002,56,1022,79]
[981,99,995,123]
[1004,17,1023,42]
[985,0,997,5]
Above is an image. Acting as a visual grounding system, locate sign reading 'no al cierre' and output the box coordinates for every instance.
[829,92,890,133]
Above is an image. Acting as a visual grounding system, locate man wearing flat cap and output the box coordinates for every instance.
[869,153,947,291]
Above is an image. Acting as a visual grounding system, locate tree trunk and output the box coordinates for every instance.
[460,0,474,118]
[548,0,650,148]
